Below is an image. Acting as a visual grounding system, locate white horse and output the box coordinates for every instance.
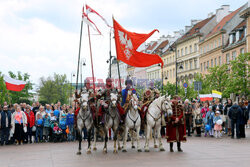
[76,92,94,155]
[93,92,120,154]
[122,94,142,152]
[144,95,172,152]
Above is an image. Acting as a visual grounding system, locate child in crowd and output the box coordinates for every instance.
[35,114,43,143]
[66,108,75,141]
[205,106,214,137]
[59,114,67,140]
[43,113,51,142]
[213,111,222,138]
[53,123,62,133]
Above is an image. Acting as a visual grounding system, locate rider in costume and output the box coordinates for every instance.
[74,79,97,125]
[121,79,138,113]
[140,81,160,125]
[97,78,124,125]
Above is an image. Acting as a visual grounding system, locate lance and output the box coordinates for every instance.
[87,25,96,94]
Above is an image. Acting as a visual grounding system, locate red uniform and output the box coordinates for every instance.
[166,101,187,143]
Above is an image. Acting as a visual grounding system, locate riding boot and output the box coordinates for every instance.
[177,142,183,152]
[170,142,174,152]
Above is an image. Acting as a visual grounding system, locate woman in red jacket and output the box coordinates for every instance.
[25,106,35,143]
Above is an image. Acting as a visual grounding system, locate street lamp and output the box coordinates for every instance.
[80,58,86,89]
[169,46,183,95]
[107,56,115,78]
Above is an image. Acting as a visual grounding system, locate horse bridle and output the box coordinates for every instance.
[79,99,91,122]
[128,99,139,129]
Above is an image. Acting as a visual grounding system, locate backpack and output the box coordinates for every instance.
[243,108,249,120]
[231,107,238,120]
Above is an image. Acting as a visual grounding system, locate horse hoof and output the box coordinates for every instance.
[154,145,158,148]
[93,147,97,151]
[145,149,150,152]
[137,149,142,152]
[160,148,165,152]
[113,150,118,154]
[118,147,122,150]
[103,149,107,154]
[76,151,81,155]
[87,150,92,154]
[131,145,135,149]
[122,149,127,152]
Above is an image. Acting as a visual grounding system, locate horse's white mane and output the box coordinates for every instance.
[110,92,118,101]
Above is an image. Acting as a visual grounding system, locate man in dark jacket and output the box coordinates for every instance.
[0,105,12,145]
[228,103,242,139]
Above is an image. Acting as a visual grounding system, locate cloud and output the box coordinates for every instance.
[0,0,247,90]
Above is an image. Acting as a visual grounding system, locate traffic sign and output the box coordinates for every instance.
[183,82,188,88]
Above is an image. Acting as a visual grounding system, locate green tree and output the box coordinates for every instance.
[0,72,9,104]
[229,53,250,98]
[38,73,71,104]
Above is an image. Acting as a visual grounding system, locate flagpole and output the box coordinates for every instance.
[117,60,122,91]
[87,25,96,93]
[76,19,84,91]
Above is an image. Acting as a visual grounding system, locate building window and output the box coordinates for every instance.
[218,38,221,46]
[232,51,236,60]
[190,61,193,70]
[200,63,202,72]
[207,61,209,69]
[204,62,206,71]
[185,47,188,55]
[240,48,245,54]
[167,71,169,78]
[170,70,172,78]
[164,59,166,64]
[181,48,183,56]
[219,56,221,65]
[214,40,217,48]
[236,31,240,41]
[214,58,217,66]
[207,45,209,51]
[226,53,230,64]
[204,46,206,53]
[200,47,203,54]
[167,58,169,63]
[211,59,213,67]
[177,50,180,57]
[229,34,234,44]
[194,44,197,52]
[194,59,197,69]
[173,69,175,78]
[190,45,192,53]
[185,61,188,70]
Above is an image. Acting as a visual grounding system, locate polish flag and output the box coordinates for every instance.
[4,75,26,91]
[82,7,102,35]
[199,94,213,102]
[86,4,112,28]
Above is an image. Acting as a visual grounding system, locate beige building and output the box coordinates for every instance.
[175,16,215,84]
[199,4,247,75]
[162,47,176,84]
[240,0,250,53]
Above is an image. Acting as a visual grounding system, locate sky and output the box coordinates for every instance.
[0,0,247,90]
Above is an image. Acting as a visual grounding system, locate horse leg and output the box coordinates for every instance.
[87,129,92,154]
[131,130,135,149]
[144,124,150,152]
[158,125,165,151]
[154,129,158,148]
[113,128,118,154]
[93,128,97,151]
[122,126,128,152]
[136,126,142,152]
[77,129,82,155]
[103,130,108,154]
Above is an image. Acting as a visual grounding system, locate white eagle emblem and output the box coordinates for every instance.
[118,30,133,60]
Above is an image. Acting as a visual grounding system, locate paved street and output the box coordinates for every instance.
[1,129,250,167]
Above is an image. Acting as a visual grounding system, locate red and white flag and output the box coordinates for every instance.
[113,18,163,67]
[86,4,112,28]
[4,75,26,92]
[82,7,102,35]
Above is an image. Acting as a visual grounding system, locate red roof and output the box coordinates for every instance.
[179,16,215,41]
[146,41,158,51]
[153,40,169,53]
[206,6,243,38]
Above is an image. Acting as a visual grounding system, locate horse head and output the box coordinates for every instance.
[110,92,118,108]
[130,94,138,110]
[162,95,173,116]
[80,92,89,110]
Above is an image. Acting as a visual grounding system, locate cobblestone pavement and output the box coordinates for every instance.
[0,129,250,167]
